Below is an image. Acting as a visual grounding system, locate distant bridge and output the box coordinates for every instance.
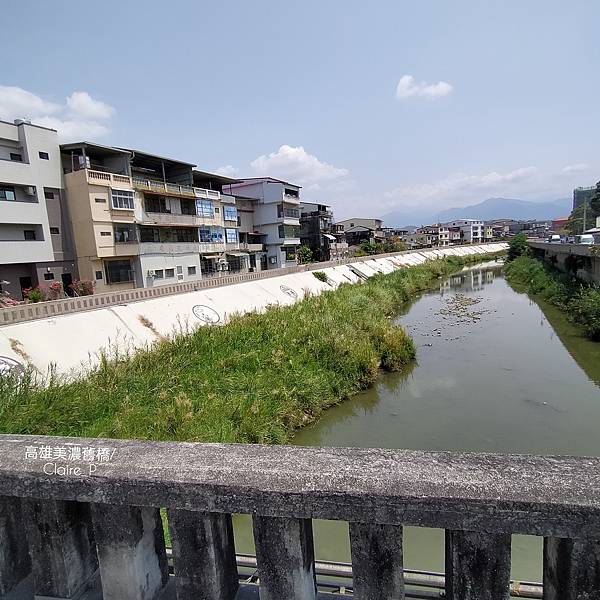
[528,241,600,283]
[0,434,599,599]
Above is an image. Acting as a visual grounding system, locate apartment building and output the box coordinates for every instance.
[299,202,348,261]
[223,177,301,269]
[0,120,77,299]
[61,143,243,291]
[445,219,483,244]
[234,195,267,272]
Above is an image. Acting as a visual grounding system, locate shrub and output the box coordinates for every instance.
[312,271,328,283]
[23,287,43,303]
[570,286,600,340]
[70,280,95,296]
[506,232,529,262]
[297,245,313,264]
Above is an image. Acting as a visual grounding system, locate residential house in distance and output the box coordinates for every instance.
[402,224,449,248]
[336,218,384,247]
[223,177,301,269]
[445,219,484,244]
[0,120,78,299]
[230,194,267,272]
[552,216,570,235]
[299,202,348,261]
[382,227,410,238]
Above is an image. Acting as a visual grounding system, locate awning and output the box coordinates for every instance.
[323,233,336,241]
[200,254,221,259]
[226,252,250,257]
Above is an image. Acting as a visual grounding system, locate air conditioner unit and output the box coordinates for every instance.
[147,269,156,277]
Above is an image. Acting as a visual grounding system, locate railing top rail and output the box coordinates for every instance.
[0,433,598,538]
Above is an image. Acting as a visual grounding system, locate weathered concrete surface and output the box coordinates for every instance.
[445,530,511,600]
[544,537,600,600]
[529,241,600,284]
[349,522,403,600]
[0,435,599,539]
[22,499,97,599]
[253,516,316,600]
[167,510,238,600]
[0,496,33,600]
[91,504,168,600]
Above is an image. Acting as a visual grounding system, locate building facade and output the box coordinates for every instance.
[445,219,484,244]
[0,120,78,299]
[299,202,348,261]
[335,218,384,247]
[223,178,301,269]
[573,185,599,211]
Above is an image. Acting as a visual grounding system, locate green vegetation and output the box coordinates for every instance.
[297,245,313,264]
[566,182,600,235]
[505,256,600,340]
[506,232,529,262]
[312,271,328,283]
[353,237,407,257]
[0,254,502,444]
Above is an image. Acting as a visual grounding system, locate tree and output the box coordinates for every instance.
[507,232,529,262]
[590,182,600,221]
[566,202,592,236]
[297,245,313,264]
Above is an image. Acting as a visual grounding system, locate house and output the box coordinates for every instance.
[299,202,348,261]
[335,218,384,247]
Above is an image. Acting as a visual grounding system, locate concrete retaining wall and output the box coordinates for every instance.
[0,244,507,379]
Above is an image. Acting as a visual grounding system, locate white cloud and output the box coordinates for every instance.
[0,85,114,141]
[214,164,239,177]
[561,163,589,175]
[250,145,348,186]
[384,166,539,208]
[395,75,453,100]
[66,91,114,120]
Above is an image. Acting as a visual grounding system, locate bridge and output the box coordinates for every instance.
[528,241,600,283]
[1,434,599,599]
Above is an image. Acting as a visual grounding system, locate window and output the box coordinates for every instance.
[176,265,183,274]
[10,153,22,162]
[165,268,175,278]
[223,206,238,221]
[111,189,135,210]
[24,230,36,240]
[39,151,49,160]
[154,270,164,279]
[199,227,223,243]
[173,228,197,243]
[195,199,214,217]
[0,187,16,201]
[140,227,160,243]
[145,196,169,213]
[114,224,137,243]
[50,227,60,235]
[105,260,133,284]
[278,225,299,239]
[225,228,238,244]
[95,197,107,203]
[285,247,297,261]
[44,273,55,281]
[188,266,196,276]
[44,190,55,200]
[95,271,103,280]
[181,201,196,215]
[214,207,220,213]
[100,231,111,237]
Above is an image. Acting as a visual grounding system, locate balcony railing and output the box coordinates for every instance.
[139,211,203,227]
[132,177,221,202]
[0,435,596,599]
[199,241,226,254]
[86,170,132,187]
[240,242,265,252]
[139,241,199,255]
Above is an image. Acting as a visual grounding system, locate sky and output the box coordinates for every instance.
[1,0,599,220]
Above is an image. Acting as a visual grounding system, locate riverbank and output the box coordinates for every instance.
[505,255,600,340]
[0,253,504,444]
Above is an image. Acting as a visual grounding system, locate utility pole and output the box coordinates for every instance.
[583,201,588,234]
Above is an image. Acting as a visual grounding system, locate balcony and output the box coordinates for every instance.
[283,193,300,204]
[199,242,226,254]
[133,177,221,201]
[225,242,240,252]
[240,242,265,252]
[101,242,140,258]
[139,241,199,255]
[86,170,132,188]
[140,211,202,227]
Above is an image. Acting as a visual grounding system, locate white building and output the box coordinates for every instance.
[445,219,484,244]
[223,177,301,269]
[0,120,78,299]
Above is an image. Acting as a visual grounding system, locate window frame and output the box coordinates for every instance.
[50,227,60,235]
[9,153,22,162]
[104,259,134,284]
[110,188,135,210]
[38,151,49,160]
[0,187,16,201]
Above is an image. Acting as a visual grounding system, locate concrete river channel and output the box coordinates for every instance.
[233,260,600,582]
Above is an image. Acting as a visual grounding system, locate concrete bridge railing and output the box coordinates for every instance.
[2,434,598,599]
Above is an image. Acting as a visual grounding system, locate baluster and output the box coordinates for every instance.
[91,504,168,600]
[253,515,316,600]
[22,499,97,598]
[0,496,33,600]
[544,536,600,600]
[349,521,404,599]
[167,509,238,600]
[445,529,511,600]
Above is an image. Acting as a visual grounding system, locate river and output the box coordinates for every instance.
[234,261,600,582]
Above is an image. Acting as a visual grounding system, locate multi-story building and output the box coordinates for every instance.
[0,120,78,299]
[335,218,384,247]
[299,202,348,261]
[223,177,301,269]
[61,142,243,291]
[233,195,267,272]
[445,219,483,244]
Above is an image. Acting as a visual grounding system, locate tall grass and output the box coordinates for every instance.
[0,254,500,444]
[505,255,600,340]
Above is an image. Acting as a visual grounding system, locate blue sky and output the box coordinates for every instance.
[1,0,599,219]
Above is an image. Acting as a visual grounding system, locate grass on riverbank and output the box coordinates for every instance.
[0,254,501,444]
[505,255,600,340]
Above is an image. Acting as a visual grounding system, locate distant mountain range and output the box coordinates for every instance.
[381,197,572,227]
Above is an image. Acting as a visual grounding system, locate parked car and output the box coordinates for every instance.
[548,234,562,244]
[577,234,595,245]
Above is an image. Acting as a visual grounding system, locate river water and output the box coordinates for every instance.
[235,261,600,582]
